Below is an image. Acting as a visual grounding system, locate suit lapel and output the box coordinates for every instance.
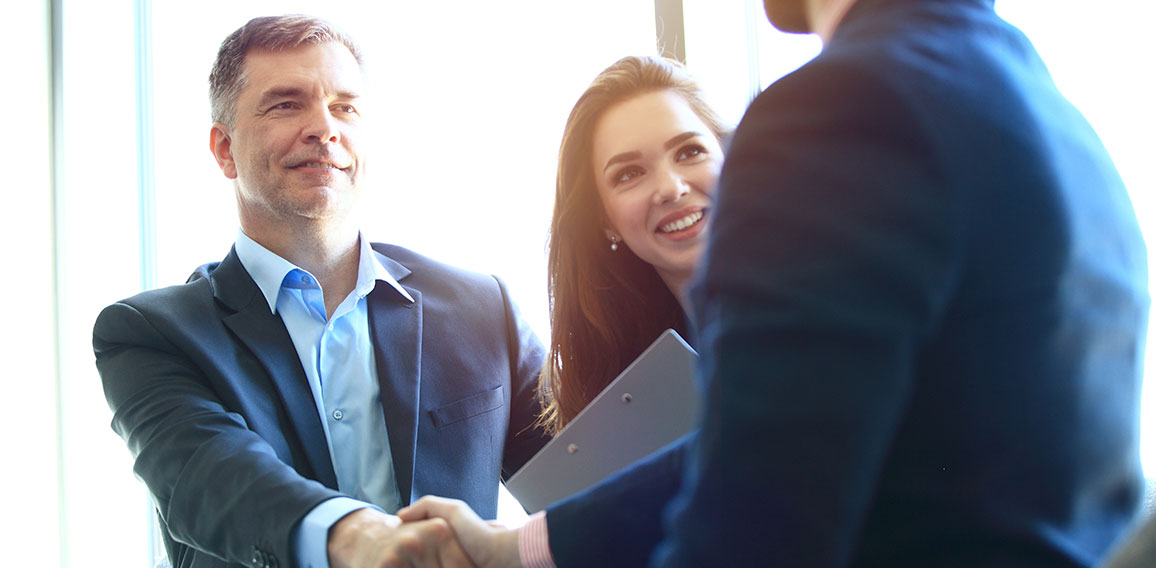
[367,251,422,505]
[209,249,339,489]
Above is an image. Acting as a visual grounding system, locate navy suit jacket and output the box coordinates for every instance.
[549,0,1149,566]
[93,243,548,568]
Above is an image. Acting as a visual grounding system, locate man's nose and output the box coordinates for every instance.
[302,106,340,144]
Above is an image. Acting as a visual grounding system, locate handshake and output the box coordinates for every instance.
[328,496,526,568]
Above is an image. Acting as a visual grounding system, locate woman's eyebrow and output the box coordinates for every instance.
[664,131,703,151]
[603,151,642,174]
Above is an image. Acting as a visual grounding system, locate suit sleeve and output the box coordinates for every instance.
[94,301,340,567]
[493,276,551,478]
[654,60,962,567]
[546,436,689,567]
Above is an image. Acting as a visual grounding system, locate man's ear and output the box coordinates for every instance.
[209,123,238,180]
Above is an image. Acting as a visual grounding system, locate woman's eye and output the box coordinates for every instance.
[613,166,644,186]
[676,144,706,161]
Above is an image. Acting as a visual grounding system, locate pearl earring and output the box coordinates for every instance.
[609,235,619,251]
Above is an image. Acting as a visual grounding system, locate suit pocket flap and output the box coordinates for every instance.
[429,385,505,429]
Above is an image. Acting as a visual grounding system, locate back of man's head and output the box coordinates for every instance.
[208,14,363,127]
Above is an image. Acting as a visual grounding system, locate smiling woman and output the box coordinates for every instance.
[592,89,725,299]
[538,56,729,436]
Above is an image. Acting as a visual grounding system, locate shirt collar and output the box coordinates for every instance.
[356,232,415,303]
[234,230,414,313]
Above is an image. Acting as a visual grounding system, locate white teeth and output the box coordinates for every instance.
[660,211,704,233]
[302,162,342,169]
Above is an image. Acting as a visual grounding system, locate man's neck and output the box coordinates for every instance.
[243,218,362,319]
[809,0,860,44]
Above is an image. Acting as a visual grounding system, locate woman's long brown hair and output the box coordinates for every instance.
[537,56,729,434]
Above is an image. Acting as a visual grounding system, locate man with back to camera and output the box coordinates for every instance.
[402,0,1150,566]
[92,15,548,568]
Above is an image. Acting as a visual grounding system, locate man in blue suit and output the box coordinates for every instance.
[655,0,1149,564]
[404,0,1149,566]
[93,15,547,568]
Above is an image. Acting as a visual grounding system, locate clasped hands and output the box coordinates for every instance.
[327,497,522,568]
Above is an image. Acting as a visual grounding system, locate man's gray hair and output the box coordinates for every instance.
[208,14,364,126]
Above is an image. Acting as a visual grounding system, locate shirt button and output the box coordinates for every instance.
[332,409,344,420]
[301,275,310,284]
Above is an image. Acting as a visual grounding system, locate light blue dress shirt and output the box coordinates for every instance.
[234,231,415,568]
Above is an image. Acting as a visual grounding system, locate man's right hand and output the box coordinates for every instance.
[397,497,522,568]
[328,507,475,568]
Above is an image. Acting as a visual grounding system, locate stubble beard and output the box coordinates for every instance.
[238,167,361,232]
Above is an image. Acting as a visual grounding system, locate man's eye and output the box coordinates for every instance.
[334,104,359,114]
[270,102,295,111]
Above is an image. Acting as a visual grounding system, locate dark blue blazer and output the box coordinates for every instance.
[93,243,548,568]
[551,0,1149,566]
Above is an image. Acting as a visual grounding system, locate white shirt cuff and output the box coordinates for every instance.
[292,497,378,568]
